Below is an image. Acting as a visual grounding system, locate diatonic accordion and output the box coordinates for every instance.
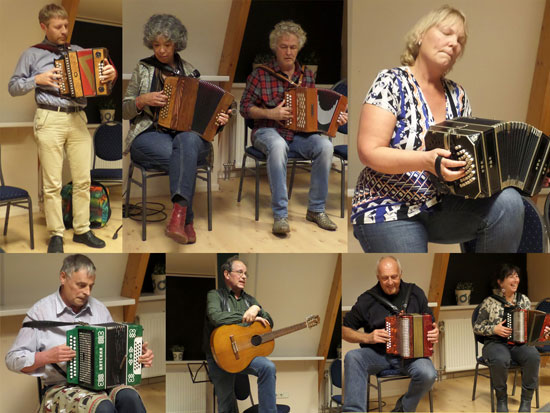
[66,323,143,390]
[424,117,550,199]
[54,48,112,98]
[284,87,347,137]
[504,308,549,344]
[158,76,234,142]
[385,314,433,359]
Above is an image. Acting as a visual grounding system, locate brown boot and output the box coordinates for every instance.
[165,204,188,244]
[184,222,196,244]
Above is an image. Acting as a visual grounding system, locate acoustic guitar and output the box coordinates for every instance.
[210,314,320,373]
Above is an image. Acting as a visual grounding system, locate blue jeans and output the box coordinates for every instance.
[207,356,277,413]
[353,187,524,252]
[130,130,211,223]
[96,388,146,413]
[343,347,436,412]
[253,128,333,218]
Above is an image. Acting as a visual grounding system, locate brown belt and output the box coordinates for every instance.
[37,104,83,113]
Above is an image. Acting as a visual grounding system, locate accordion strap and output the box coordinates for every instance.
[490,293,519,309]
[367,283,414,315]
[256,64,302,88]
[23,320,90,328]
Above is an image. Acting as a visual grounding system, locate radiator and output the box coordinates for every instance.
[136,312,165,378]
[442,318,478,372]
[167,367,214,413]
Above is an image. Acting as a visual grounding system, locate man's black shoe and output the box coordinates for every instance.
[47,236,64,253]
[73,231,106,248]
[391,395,405,412]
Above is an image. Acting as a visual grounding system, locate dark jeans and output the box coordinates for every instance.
[96,388,146,413]
[482,341,540,392]
[130,129,210,223]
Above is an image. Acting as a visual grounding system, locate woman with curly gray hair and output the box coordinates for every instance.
[351,5,524,253]
[123,14,229,245]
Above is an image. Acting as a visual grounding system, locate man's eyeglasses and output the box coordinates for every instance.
[230,270,247,277]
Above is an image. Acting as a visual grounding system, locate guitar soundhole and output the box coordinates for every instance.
[251,335,262,346]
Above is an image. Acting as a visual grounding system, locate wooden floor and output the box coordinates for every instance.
[123,170,347,253]
[139,379,165,413]
[0,185,123,253]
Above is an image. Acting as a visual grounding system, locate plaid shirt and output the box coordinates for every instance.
[240,57,315,142]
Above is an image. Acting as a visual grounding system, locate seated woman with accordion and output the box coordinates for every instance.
[123,14,230,245]
[473,264,550,412]
[350,5,524,252]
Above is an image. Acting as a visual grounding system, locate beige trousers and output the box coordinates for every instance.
[33,108,91,237]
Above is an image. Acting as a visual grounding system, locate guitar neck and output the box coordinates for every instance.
[261,321,308,343]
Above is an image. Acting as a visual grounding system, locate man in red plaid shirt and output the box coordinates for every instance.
[240,21,347,235]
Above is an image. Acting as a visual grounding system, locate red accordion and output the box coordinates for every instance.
[505,308,549,344]
[158,76,234,142]
[283,87,347,137]
[54,48,112,98]
[385,314,433,359]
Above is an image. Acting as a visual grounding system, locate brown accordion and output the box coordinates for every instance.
[283,87,347,137]
[504,308,549,344]
[425,117,550,199]
[385,314,433,359]
[54,48,112,98]
[158,76,234,142]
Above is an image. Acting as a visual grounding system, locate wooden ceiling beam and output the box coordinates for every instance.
[427,253,450,321]
[61,0,80,43]
[121,253,150,323]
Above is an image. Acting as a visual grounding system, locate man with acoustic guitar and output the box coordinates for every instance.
[203,255,277,413]
[342,256,439,412]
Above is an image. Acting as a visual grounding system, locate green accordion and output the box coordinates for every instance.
[66,323,143,390]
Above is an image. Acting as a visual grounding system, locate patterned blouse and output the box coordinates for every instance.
[351,66,471,225]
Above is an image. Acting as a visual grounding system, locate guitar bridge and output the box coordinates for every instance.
[230,335,240,360]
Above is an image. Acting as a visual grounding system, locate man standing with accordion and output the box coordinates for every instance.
[8,3,117,253]
[342,256,439,412]
[240,20,347,235]
[5,254,154,413]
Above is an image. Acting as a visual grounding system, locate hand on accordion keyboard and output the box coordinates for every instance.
[494,320,513,338]
[337,111,348,126]
[44,344,76,364]
[138,341,154,368]
[270,101,292,121]
[428,149,466,182]
[99,59,116,84]
[544,326,550,340]
[368,328,391,344]
[426,322,439,346]
[136,92,168,110]
[216,110,231,126]
[35,67,62,89]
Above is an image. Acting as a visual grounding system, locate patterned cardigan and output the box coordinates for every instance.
[473,291,531,343]
[122,55,197,154]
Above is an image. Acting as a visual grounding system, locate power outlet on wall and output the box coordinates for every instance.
[276,392,289,399]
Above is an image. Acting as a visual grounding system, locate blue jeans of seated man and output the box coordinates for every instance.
[253,127,333,219]
[207,356,277,413]
[130,130,211,224]
[95,388,146,413]
[343,347,436,412]
[353,187,524,252]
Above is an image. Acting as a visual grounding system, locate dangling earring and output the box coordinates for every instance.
[501,288,506,294]
[418,39,422,46]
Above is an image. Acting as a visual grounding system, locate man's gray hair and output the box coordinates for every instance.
[375,256,402,275]
[143,14,188,52]
[60,254,96,278]
[221,255,246,273]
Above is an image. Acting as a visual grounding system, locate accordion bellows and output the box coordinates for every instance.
[385,314,433,359]
[504,308,550,344]
[55,48,112,98]
[425,117,550,199]
[284,87,347,137]
[66,323,143,390]
[158,76,234,141]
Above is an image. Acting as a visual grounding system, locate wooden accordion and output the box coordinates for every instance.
[283,87,347,137]
[158,76,234,142]
[504,308,550,344]
[54,48,112,98]
[424,117,550,199]
[66,323,143,390]
[385,314,433,359]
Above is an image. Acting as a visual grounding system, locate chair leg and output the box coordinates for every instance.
[237,154,247,202]
[3,201,11,235]
[366,374,371,412]
[254,160,260,221]
[512,369,517,396]
[141,169,147,241]
[429,390,434,413]
[377,378,383,413]
[124,162,134,218]
[490,373,495,413]
[288,160,297,199]
[340,158,346,218]
[27,197,34,250]
[536,384,540,408]
[472,363,479,400]
[207,166,212,231]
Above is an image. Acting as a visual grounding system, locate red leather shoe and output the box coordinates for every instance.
[184,222,196,244]
[165,204,188,244]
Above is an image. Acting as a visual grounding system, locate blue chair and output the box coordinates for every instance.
[0,145,34,249]
[90,122,123,184]
[471,304,540,412]
[367,368,434,412]
[461,196,548,252]
[124,158,212,241]
[535,297,550,371]
[329,359,343,411]
[544,193,550,239]
[237,118,308,221]
[234,373,290,413]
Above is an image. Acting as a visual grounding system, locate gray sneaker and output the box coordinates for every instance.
[306,210,337,231]
[272,217,290,235]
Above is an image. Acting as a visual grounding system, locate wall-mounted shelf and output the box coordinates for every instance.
[139,293,166,303]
